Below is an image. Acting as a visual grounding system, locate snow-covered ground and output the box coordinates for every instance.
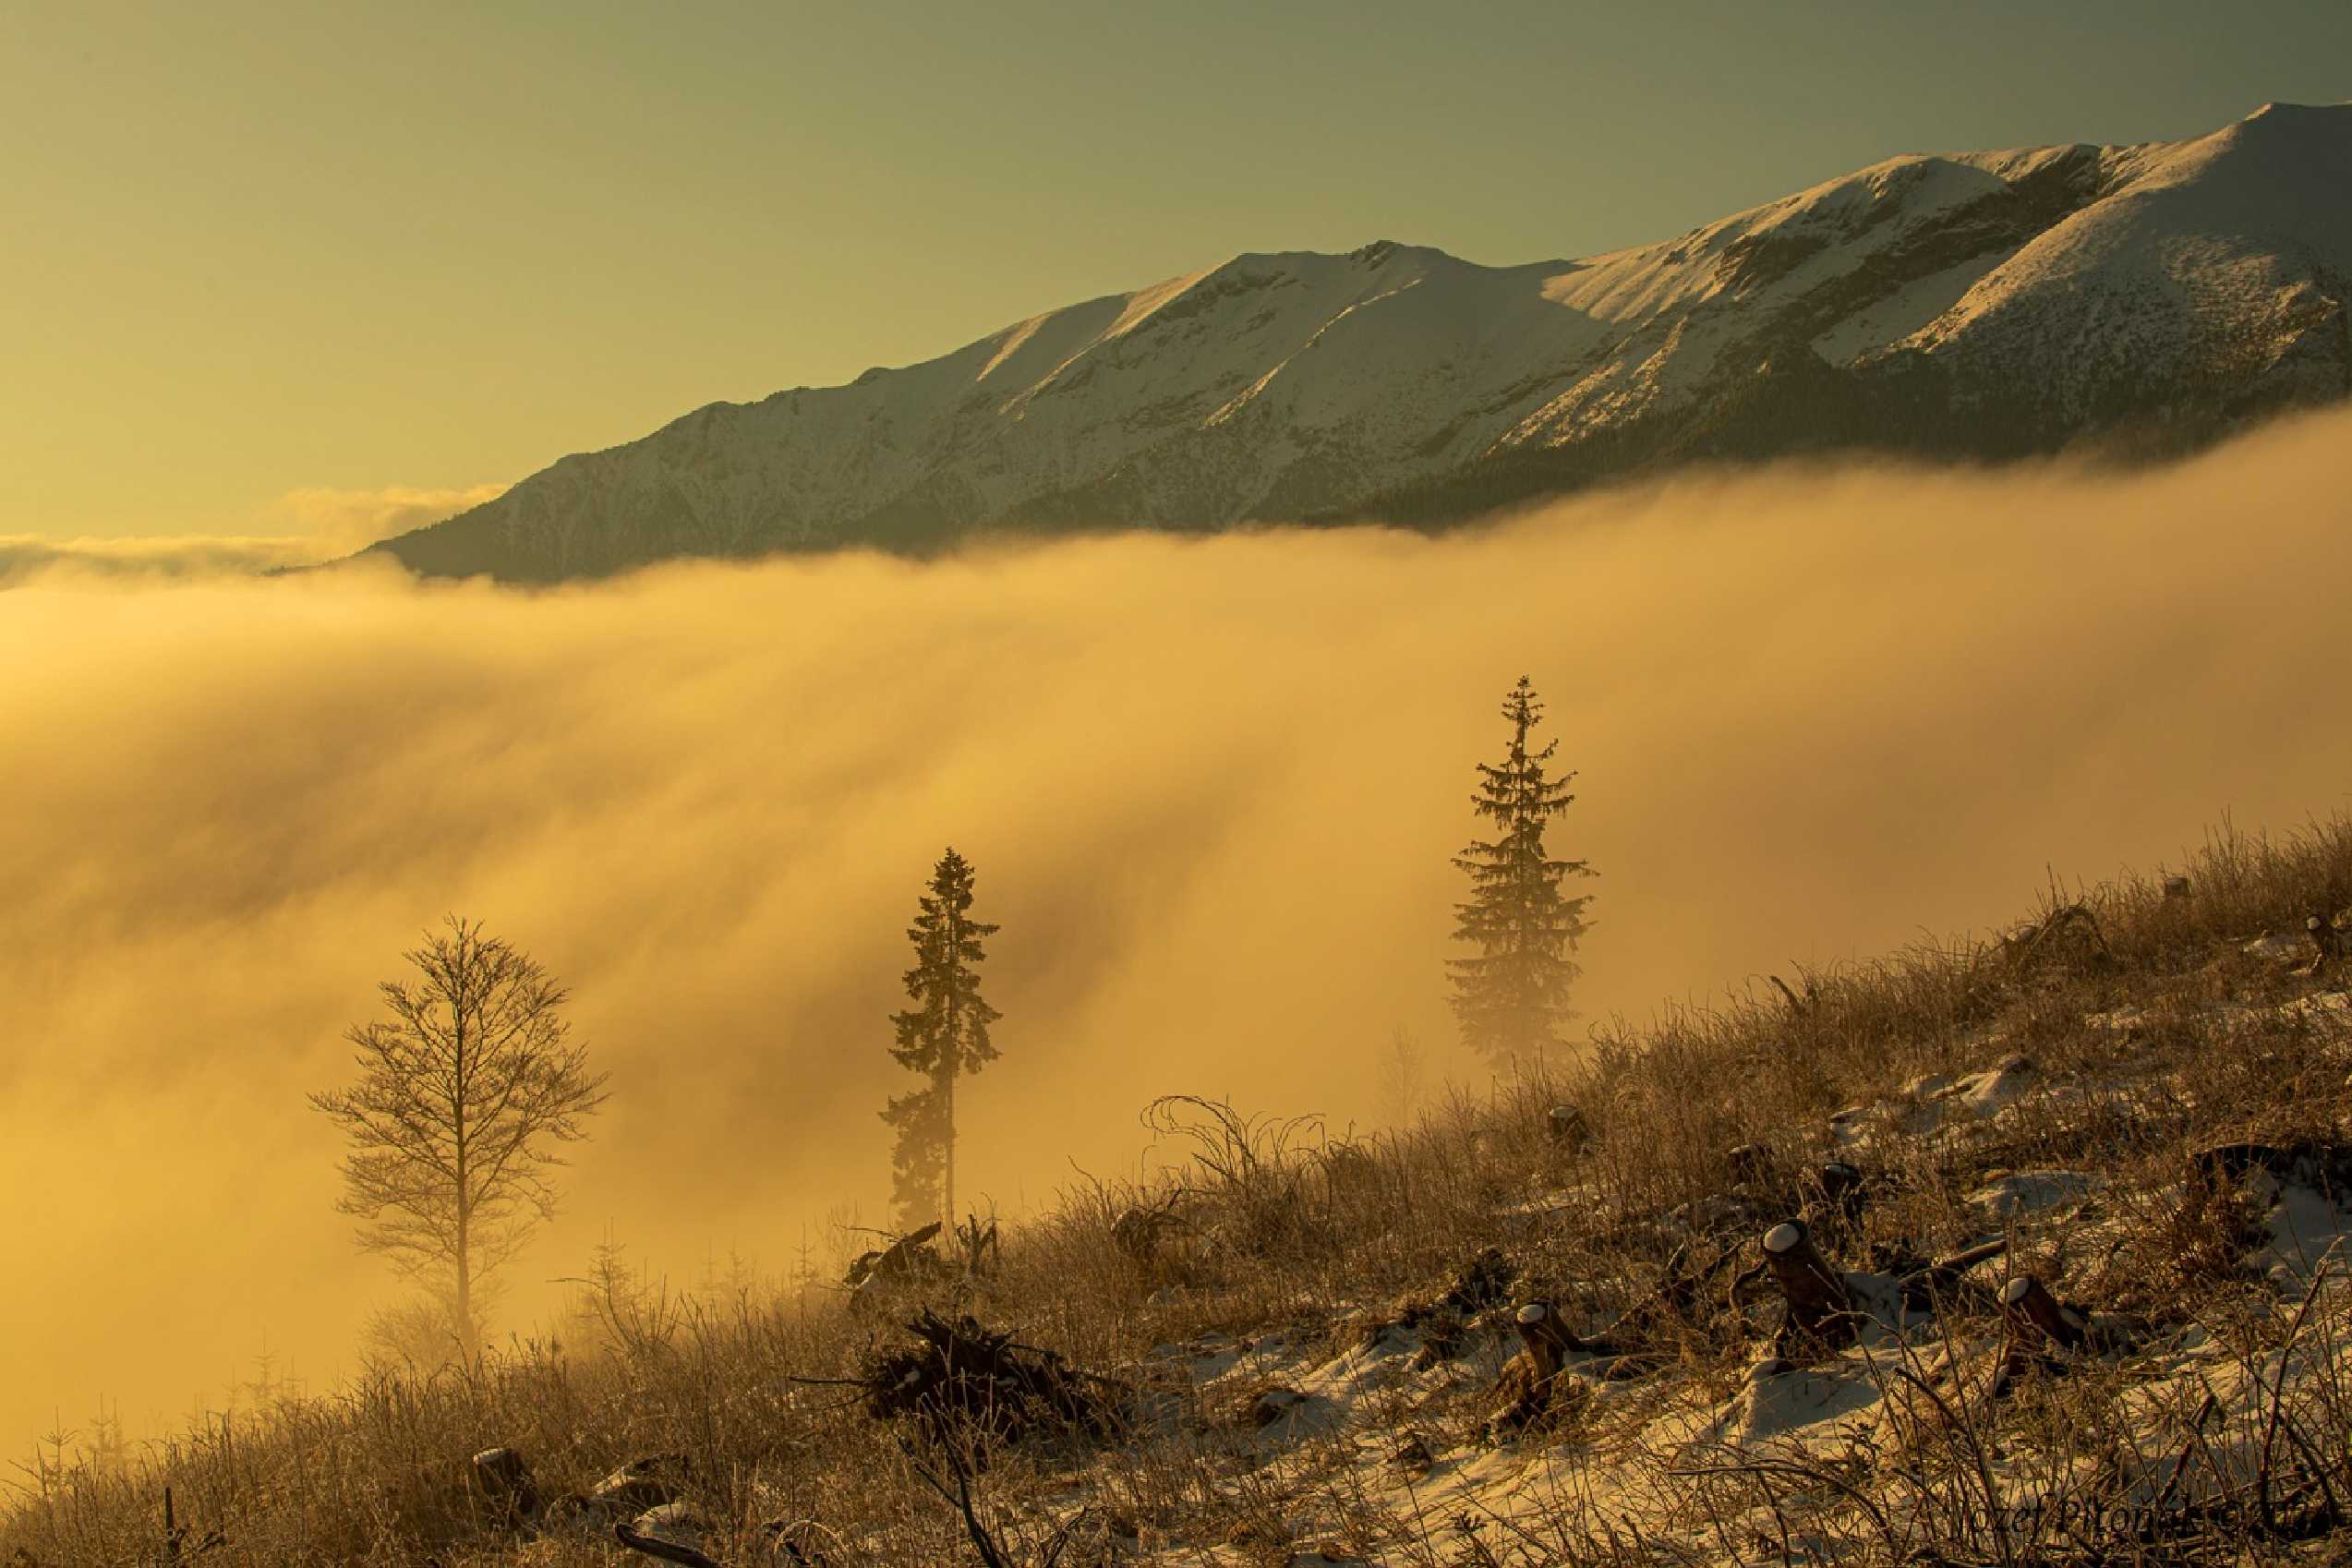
[1066,1004,2352,1566]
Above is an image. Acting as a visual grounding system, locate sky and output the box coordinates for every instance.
[4,0,2346,540]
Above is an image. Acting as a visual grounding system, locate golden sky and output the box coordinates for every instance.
[6,0,2345,540]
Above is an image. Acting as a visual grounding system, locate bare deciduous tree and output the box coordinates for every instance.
[310,915,608,1359]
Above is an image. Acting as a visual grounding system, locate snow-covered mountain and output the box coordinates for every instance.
[377,103,2352,580]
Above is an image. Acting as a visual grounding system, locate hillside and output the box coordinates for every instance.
[368,103,2352,582]
[10,814,2352,1565]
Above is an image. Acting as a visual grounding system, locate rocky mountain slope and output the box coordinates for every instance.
[376,103,2351,581]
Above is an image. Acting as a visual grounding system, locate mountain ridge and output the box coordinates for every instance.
[372,103,2352,581]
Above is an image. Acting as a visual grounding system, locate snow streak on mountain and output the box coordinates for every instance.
[378,104,2352,581]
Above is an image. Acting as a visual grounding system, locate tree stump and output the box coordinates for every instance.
[1997,1274,2090,1352]
[2193,1140,2352,1194]
[1111,1200,1183,1266]
[1490,1302,1584,1434]
[2310,912,2346,974]
[1515,1300,1581,1374]
[1726,1142,1775,1188]
[1992,1272,2137,1391]
[954,1214,1001,1277]
[1228,1384,1309,1431]
[1388,1432,1436,1476]
[1760,1220,1855,1356]
[471,1447,540,1529]
[1547,1104,1590,1154]
[1807,1161,1867,1227]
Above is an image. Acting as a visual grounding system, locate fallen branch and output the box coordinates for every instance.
[1897,1236,2008,1312]
[614,1521,721,1568]
[2001,902,2114,976]
[900,1436,1091,1568]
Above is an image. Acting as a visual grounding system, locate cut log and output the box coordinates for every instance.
[854,1221,944,1284]
[1760,1220,1855,1354]
[1511,1297,1646,1373]
[540,1455,694,1527]
[1899,1237,2008,1311]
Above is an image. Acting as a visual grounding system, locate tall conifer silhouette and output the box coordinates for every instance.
[881,848,1001,1228]
[1448,678,1593,1069]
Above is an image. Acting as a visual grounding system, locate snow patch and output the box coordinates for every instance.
[1970,1169,2100,1222]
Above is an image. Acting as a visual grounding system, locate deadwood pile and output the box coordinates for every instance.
[855,1309,1123,1449]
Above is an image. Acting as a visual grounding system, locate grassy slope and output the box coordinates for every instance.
[8,814,2352,1567]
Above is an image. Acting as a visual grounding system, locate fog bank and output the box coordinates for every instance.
[6,409,2351,1449]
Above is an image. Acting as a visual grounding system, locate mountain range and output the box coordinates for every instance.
[372,103,2352,581]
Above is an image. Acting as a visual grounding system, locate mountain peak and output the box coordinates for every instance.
[368,107,2352,582]
[2244,100,2346,122]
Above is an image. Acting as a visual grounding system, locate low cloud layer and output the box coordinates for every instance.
[0,483,506,583]
[258,482,509,553]
[6,412,2351,1446]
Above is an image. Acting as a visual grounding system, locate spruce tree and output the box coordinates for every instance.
[1448,677,1593,1070]
[880,848,1001,1230]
